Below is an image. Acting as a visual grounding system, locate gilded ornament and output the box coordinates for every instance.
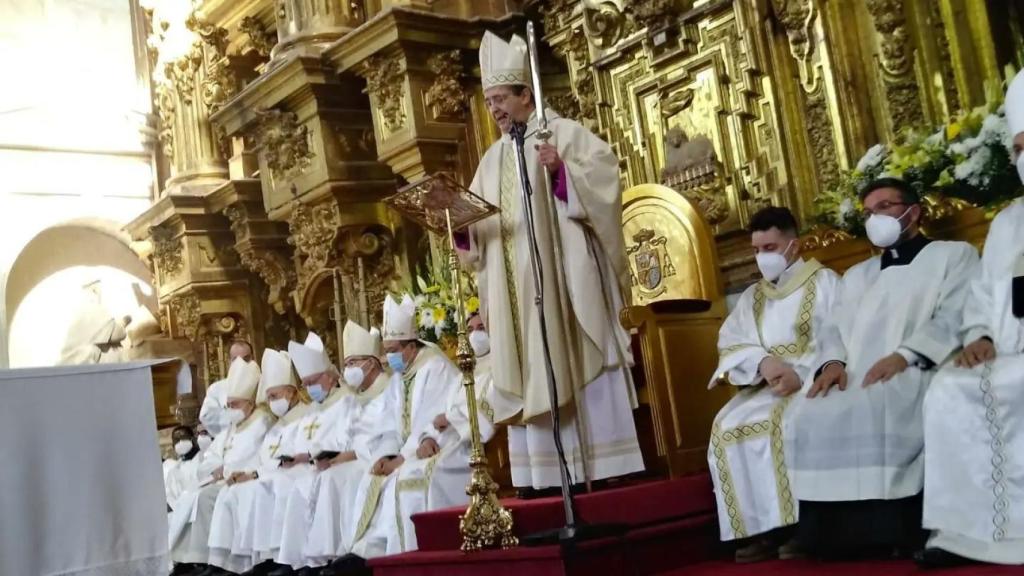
[803,92,840,188]
[252,109,314,181]
[288,199,342,300]
[553,30,597,123]
[922,194,972,221]
[224,204,297,314]
[541,0,576,35]
[548,91,582,121]
[425,50,468,118]
[625,0,678,31]
[770,0,817,91]
[799,227,854,251]
[361,54,406,132]
[866,0,911,75]
[239,15,276,59]
[170,292,202,342]
[583,0,627,48]
[150,225,184,278]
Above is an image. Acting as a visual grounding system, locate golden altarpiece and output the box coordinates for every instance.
[127,0,1023,478]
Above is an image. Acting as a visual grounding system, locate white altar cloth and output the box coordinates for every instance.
[0,360,189,576]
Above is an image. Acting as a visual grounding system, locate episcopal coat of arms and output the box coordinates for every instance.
[627,228,676,295]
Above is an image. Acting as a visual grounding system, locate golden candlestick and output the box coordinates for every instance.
[386,172,517,552]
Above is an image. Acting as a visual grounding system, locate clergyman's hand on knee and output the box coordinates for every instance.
[954,337,995,368]
[807,362,846,398]
[769,369,802,397]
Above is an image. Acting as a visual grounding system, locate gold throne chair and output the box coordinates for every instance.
[621,183,732,478]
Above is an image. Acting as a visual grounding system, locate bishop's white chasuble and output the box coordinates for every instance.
[786,240,977,503]
[383,352,522,554]
[262,386,351,566]
[292,373,393,567]
[708,260,842,541]
[168,408,274,564]
[206,402,311,573]
[463,110,643,488]
[348,347,460,560]
[923,200,1024,564]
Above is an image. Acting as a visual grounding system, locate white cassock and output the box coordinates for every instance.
[786,240,977,502]
[166,455,202,510]
[300,373,394,566]
[271,386,356,567]
[463,110,643,489]
[923,200,1024,564]
[349,347,461,559]
[708,259,842,541]
[385,352,523,554]
[200,379,231,438]
[168,408,274,564]
[207,402,312,573]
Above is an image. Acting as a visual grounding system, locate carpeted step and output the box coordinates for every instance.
[411,474,717,552]
[659,559,1024,576]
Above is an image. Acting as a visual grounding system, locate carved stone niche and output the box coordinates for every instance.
[207,179,297,315]
[322,8,518,184]
[209,54,396,221]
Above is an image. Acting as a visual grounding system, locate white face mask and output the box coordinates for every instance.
[1017,154,1024,185]
[755,240,794,282]
[226,408,246,425]
[343,366,366,389]
[269,398,291,417]
[174,440,193,456]
[197,435,213,450]
[469,330,491,357]
[865,206,912,248]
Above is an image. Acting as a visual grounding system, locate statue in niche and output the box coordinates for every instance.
[59,282,129,365]
[661,127,728,226]
[662,127,716,177]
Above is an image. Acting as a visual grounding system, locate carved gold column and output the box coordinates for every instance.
[211,38,400,347]
[145,5,257,195]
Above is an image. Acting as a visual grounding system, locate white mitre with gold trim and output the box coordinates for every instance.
[225,356,261,401]
[343,320,382,359]
[1006,68,1024,137]
[288,331,330,380]
[480,30,530,91]
[382,294,418,341]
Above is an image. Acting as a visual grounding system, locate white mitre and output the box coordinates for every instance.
[288,331,330,380]
[343,320,382,359]
[480,30,530,91]
[257,349,297,403]
[382,294,418,341]
[226,356,261,401]
[1006,68,1024,137]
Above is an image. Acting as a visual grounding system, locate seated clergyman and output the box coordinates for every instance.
[916,69,1024,570]
[787,177,978,560]
[707,206,842,562]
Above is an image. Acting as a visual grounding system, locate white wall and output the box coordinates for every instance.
[0,0,156,367]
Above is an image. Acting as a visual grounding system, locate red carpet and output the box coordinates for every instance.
[368,475,1024,576]
[410,474,717,552]
[668,559,1024,575]
[369,475,722,576]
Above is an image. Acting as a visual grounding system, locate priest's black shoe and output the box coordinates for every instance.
[172,563,201,576]
[914,547,978,569]
[320,553,370,576]
[241,561,286,576]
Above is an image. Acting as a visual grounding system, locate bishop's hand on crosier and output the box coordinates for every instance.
[534,141,568,202]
